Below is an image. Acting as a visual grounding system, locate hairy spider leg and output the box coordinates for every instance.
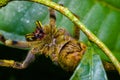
[0,49,35,69]
[73,14,80,40]
[49,7,56,36]
[0,34,29,49]
[49,7,56,27]
[0,33,36,69]
[73,24,80,40]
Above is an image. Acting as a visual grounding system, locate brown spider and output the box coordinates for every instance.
[0,7,86,71]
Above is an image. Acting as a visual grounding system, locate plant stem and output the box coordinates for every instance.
[30,0,120,74]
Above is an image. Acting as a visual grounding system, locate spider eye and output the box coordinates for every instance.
[34,28,44,39]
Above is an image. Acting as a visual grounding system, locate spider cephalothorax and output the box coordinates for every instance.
[0,7,86,71]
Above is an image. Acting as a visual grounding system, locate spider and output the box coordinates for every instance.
[0,7,86,71]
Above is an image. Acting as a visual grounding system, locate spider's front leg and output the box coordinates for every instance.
[49,7,56,27]
[48,7,57,35]
[0,34,29,49]
[0,48,36,69]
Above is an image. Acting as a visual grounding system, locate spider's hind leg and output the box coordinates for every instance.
[0,49,35,69]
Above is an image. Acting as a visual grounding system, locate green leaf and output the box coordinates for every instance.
[70,46,108,80]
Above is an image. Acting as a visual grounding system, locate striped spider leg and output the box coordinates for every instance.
[0,33,35,69]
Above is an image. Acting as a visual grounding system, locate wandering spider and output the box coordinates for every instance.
[0,7,86,71]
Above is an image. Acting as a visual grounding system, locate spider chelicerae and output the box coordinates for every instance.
[0,7,86,71]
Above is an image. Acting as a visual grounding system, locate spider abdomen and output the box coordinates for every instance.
[58,40,86,71]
